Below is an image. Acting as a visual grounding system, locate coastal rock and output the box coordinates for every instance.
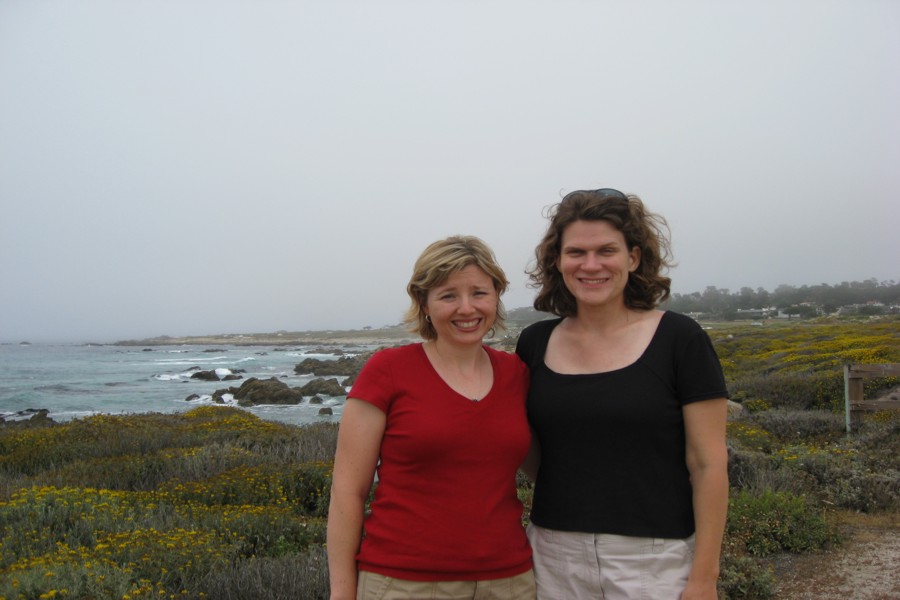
[299,378,347,397]
[190,370,221,381]
[213,377,304,407]
[185,393,201,402]
[293,353,372,377]
[308,347,346,356]
[318,407,334,415]
[190,368,243,382]
[0,408,55,428]
[309,396,324,404]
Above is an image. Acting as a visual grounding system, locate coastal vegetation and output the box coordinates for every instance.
[1,315,898,599]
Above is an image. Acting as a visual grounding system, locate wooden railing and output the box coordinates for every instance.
[843,363,900,432]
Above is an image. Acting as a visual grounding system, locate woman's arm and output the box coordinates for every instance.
[682,398,729,600]
[326,398,386,600]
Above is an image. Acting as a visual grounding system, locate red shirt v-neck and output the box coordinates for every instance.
[349,343,532,581]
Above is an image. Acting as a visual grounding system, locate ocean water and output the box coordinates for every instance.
[0,342,371,426]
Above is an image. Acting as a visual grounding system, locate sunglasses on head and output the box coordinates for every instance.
[593,188,628,199]
[561,188,628,206]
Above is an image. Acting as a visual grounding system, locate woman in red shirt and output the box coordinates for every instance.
[327,235,535,600]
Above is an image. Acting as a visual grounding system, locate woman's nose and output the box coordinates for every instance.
[583,252,603,270]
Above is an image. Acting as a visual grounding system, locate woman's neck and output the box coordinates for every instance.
[426,338,485,368]
[567,302,639,334]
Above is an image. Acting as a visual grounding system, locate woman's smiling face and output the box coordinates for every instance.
[424,264,498,347]
[557,219,640,310]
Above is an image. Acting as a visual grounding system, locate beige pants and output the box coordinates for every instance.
[528,523,695,600]
[356,569,536,600]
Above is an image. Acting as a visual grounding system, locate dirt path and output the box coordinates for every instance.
[770,514,899,599]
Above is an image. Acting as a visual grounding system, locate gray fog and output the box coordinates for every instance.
[1,1,897,343]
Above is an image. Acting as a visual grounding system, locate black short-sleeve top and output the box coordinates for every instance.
[515,311,728,538]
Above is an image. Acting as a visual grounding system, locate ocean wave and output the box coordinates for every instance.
[151,356,231,365]
[186,394,214,403]
[153,373,188,381]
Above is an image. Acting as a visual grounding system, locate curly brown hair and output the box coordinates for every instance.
[528,188,673,316]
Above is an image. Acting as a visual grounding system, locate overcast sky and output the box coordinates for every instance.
[1,1,897,343]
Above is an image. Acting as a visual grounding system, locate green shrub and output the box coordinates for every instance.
[749,409,845,443]
[727,446,817,496]
[718,554,775,600]
[730,371,843,411]
[743,398,771,414]
[727,489,837,556]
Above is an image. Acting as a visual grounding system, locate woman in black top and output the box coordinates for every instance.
[517,188,728,600]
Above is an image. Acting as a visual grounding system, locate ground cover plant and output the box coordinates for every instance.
[1,316,897,599]
[712,315,900,598]
[0,407,336,600]
[711,316,899,410]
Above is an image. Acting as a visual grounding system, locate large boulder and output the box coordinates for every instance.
[294,353,372,377]
[190,370,221,381]
[214,377,304,407]
[299,377,347,397]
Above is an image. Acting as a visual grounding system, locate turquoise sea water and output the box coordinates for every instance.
[0,342,368,426]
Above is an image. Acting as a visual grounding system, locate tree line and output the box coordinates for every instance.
[663,279,899,320]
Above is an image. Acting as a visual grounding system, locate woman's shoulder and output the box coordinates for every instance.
[653,311,715,353]
[365,343,424,365]
[515,318,562,368]
[485,345,529,382]
[485,344,525,365]
[520,317,563,339]
[660,310,706,333]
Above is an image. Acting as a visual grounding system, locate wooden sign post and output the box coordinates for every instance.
[843,363,900,433]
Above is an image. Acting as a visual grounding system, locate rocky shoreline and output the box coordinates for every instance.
[113,325,419,348]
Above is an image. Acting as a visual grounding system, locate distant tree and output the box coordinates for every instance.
[771,284,799,308]
[663,279,899,320]
[737,287,756,310]
[784,305,818,319]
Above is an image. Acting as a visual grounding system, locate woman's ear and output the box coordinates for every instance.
[629,246,641,272]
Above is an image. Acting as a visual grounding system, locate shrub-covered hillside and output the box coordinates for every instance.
[1,316,897,599]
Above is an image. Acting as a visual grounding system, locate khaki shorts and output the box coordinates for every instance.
[356,569,536,600]
[527,523,695,600]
